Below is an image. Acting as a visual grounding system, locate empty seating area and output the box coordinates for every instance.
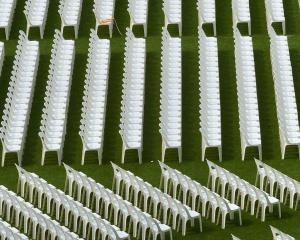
[269,28,300,159]
[1,0,300,239]
[39,30,75,166]
[93,0,115,38]
[23,0,49,38]
[0,31,39,167]
[79,29,110,165]
[160,27,182,163]
[233,28,262,160]
[0,0,16,40]
[119,28,146,164]
[198,28,222,162]
[128,0,148,37]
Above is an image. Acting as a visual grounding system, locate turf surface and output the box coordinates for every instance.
[0,0,300,239]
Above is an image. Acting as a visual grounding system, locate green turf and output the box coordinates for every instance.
[0,0,300,239]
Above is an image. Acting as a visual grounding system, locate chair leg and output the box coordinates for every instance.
[121,142,126,164]
[98,147,103,165]
[1,149,6,167]
[178,147,182,163]
[41,148,46,166]
[162,140,166,162]
[138,148,142,164]
[81,149,86,165]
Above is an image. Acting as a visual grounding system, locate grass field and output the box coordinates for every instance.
[1,0,300,239]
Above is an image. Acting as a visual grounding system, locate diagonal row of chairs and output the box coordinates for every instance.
[206,160,281,221]
[16,165,129,240]
[79,29,110,166]
[158,161,242,229]
[254,158,300,210]
[110,163,202,236]
[64,164,173,240]
[0,217,28,240]
[39,30,75,166]
[0,185,82,240]
[0,31,39,167]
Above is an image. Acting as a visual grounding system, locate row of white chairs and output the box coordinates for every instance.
[23,0,49,38]
[119,28,146,164]
[0,218,28,240]
[269,28,300,159]
[0,31,39,167]
[197,0,216,36]
[16,165,129,240]
[232,0,251,35]
[160,27,182,163]
[206,160,281,222]
[163,0,182,36]
[0,42,4,79]
[58,0,83,39]
[158,161,242,229]
[232,225,295,240]
[79,29,110,166]
[0,0,16,40]
[38,30,75,166]
[64,164,173,240]
[198,27,222,162]
[254,158,300,210]
[128,0,148,37]
[111,163,202,235]
[93,0,115,38]
[0,185,81,240]
[265,0,286,35]
[233,27,262,160]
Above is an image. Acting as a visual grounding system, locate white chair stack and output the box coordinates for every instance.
[110,163,201,236]
[0,218,28,240]
[23,0,49,38]
[39,30,75,166]
[158,161,242,229]
[163,0,182,36]
[233,28,262,160]
[93,0,115,38]
[206,160,281,222]
[254,158,300,210]
[265,0,286,35]
[160,27,182,163]
[0,41,4,78]
[197,0,216,36]
[16,166,129,240]
[58,0,83,38]
[199,28,222,162]
[0,186,82,240]
[232,0,251,35]
[0,0,17,40]
[79,29,110,165]
[270,225,295,240]
[63,164,173,240]
[128,0,148,37]
[269,28,300,159]
[119,28,146,164]
[0,31,39,167]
